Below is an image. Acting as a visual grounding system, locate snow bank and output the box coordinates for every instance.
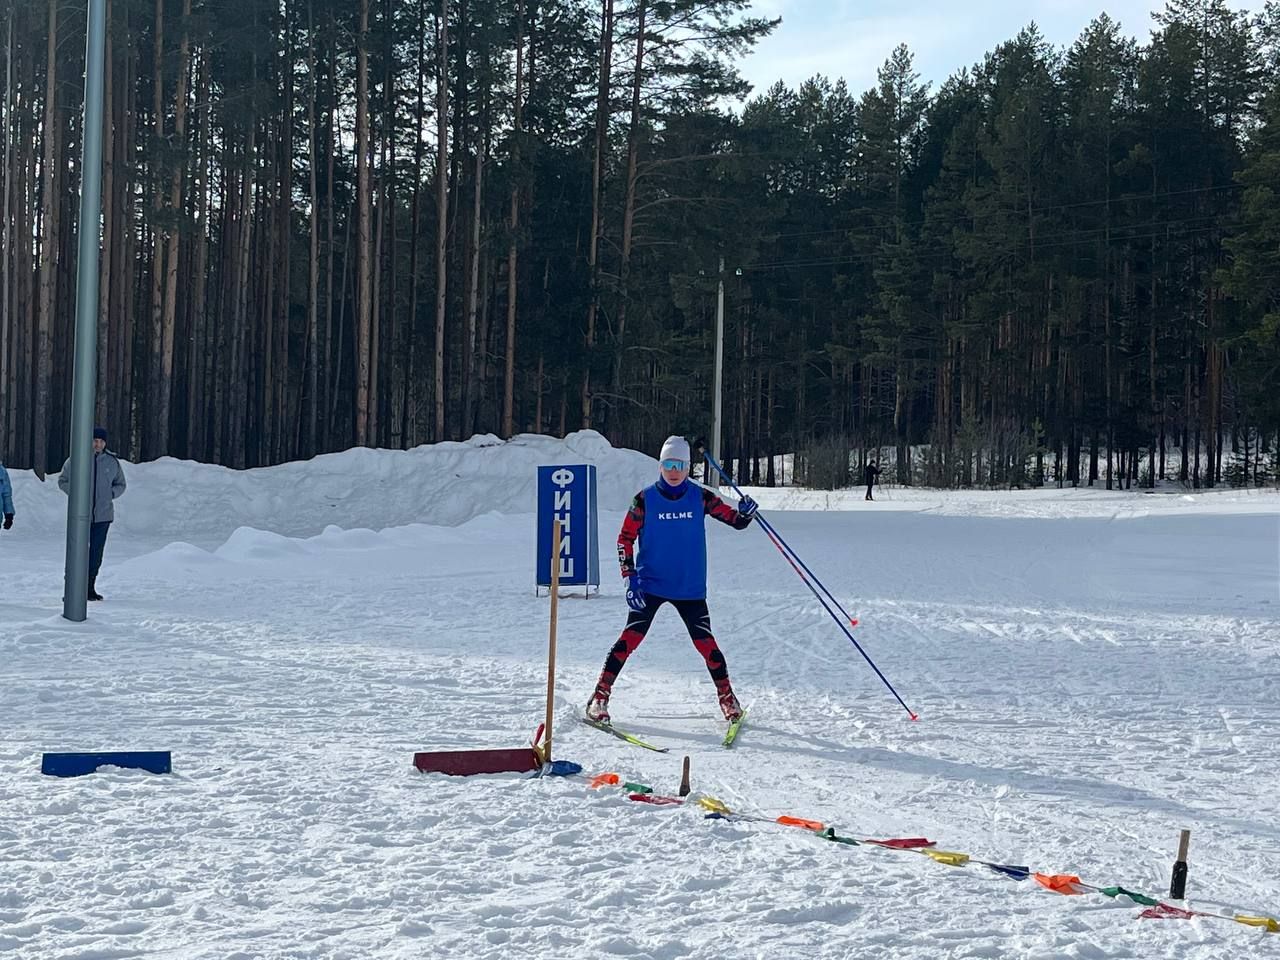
[8,430,655,545]
[4,431,1274,558]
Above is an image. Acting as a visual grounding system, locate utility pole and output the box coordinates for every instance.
[711,256,724,484]
[63,0,108,622]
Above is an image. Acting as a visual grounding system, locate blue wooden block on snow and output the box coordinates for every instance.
[41,751,172,778]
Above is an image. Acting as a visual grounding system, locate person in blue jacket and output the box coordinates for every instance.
[586,436,758,724]
[58,426,127,601]
[0,460,13,531]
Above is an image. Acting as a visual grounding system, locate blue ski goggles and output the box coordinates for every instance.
[660,459,689,471]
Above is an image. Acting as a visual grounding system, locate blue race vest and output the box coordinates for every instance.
[637,482,707,600]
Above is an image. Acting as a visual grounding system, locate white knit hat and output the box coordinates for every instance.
[659,436,691,464]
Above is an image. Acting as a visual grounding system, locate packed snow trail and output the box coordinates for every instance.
[2,433,1278,958]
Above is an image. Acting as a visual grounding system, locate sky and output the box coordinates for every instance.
[738,0,1273,99]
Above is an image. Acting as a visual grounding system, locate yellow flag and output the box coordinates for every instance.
[698,796,731,815]
[924,849,970,867]
[1234,915,1279,933]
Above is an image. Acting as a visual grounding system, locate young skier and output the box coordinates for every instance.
[586,436,758,725]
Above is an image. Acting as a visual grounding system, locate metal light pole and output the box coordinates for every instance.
[711,256,724,484]
[63,0,108,622]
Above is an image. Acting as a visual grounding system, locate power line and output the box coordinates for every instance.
[739,218,1239,274]
[736,180,1249,247]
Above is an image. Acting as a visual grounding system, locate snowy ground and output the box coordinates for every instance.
[2,431,1278,959]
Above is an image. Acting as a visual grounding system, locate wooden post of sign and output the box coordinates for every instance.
[543,520,562,765]
[679,756,691,797]
[1169,829,1191,899]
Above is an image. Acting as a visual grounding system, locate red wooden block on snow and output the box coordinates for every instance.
[413,748,540,776]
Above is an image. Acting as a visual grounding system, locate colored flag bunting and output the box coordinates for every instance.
[698,796,731,815]
[1100,886,1160,906]
[582,767,1276,934]
[982,862,1030,881]
[1034,873,1088,895]
[821,828,860,846]
[1233,915,1279,932]
[925,849,970,867]
[777,815,824,831]
[866,837,935,850]
[1139,903,1200,920]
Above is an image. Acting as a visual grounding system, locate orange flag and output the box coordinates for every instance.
[1033,873,1088,895]
[776,816,824,831]
[589,773,620,789]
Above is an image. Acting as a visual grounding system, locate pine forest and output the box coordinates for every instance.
[1,0,1278,490]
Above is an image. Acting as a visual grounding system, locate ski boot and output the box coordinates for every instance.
[586,693,611,724]
[718,688,743,723]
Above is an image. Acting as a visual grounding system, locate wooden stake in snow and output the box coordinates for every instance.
[543,520,562,764]
[1169,829,1191,899]
[679,756,691,797]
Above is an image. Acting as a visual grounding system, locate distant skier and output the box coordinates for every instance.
[864,459,881,501]
[57,426,127,601]
[586,435,757,725]
[0,459,13,531]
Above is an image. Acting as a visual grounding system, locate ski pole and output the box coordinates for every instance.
[705,454,918,721]
[707,453,862,629]
[700,472,860,633]
[709,459,861,633]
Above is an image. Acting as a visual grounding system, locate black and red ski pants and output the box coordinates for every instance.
[593,595,732,699]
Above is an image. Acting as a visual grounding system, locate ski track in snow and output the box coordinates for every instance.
[2,434,1279,958]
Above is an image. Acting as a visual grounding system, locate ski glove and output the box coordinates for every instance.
[2,513,11,530]
[625,575,647,612]
[738,495,758,520]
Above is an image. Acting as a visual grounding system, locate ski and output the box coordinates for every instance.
[722,706,749,748]
[581,716,669,753]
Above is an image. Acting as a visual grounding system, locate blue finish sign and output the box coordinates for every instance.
[536,464,600,588]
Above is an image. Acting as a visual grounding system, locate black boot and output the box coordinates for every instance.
[88,577,103,602]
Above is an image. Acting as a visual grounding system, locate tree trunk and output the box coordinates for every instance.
[355,0,372,445]
[146,0,165,459]
[158,0,191,458]
[307,0,320,456]
[276,0,295,462]
[582,0,613,430]
[34,0,59,474]
[95,0,115,431]
[405,0,426,447]
[463,97,485,438]
[0,12,13,462]
[188,50,210,460]
[380,0,396,448]
[502,0,524,439]
[433,0,449,441]
[323,21,337,445]
[610,0,645,441]
[119,17,137,457]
